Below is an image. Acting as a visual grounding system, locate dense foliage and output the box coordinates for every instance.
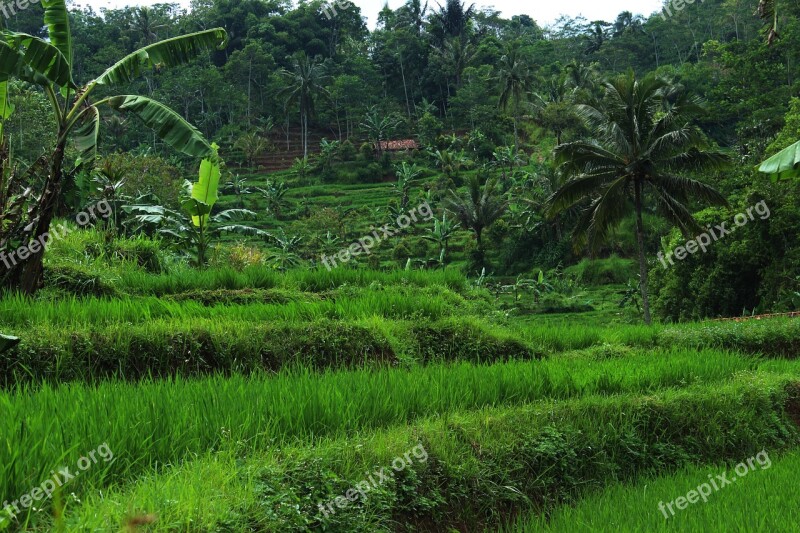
[0,3,799,529]
[2,0,794,318]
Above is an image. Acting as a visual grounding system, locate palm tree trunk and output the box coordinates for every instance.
[512,118,519,150]
[634,179,652,325]
[304,112,308,159]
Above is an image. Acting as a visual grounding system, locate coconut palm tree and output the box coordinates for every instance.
[277,55,329,159]
[446,174,508,264]
[0,0,226,294]
[430,0,475,43]
[130,7,168,45]
[546,71,730,324]
[497,43,533,149]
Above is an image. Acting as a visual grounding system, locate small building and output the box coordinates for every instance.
[376,139,419,152]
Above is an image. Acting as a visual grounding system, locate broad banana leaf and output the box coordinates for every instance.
[215,208,257,221]
[0,333,20,354]
[182,198,213,225]
[217,225,272,238]
[100,95,213,158]
[73,105,99,163]
[0,40,24,79]
[758,140,800,181]
[0,81,13,139]
[95,29,226,86]
[4,33,74,88]
[190,144,221,226]
[41,0,72,67]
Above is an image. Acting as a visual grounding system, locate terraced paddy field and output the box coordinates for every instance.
[1,262,798,531]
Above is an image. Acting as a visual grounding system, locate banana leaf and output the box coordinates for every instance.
[758,140,800,181]
[190,144,221,226]
[0,333,20,353]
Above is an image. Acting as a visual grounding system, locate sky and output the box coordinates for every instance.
[73,0,667,28]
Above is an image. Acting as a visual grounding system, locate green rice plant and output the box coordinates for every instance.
[0,289,455,328]
[48,375,800,531]
[114,267,467,296]
[564,256,637,286]
[2,316,534,383]
[0,348,797,510]
[660,317,800,357]
[515,322,605,351]
[510,449,800,531]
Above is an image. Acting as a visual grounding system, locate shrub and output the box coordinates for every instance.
[1,317,534,384]
[338,139,358,161]
[212,242,266,271]
[659,318,800,358]
[407,317,537,363]
[565,256,637,286]
[104,236,166,274]
[42,264,117,297]
[650,189,800,321]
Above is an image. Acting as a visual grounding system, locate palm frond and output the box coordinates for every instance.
[545,169,621,216]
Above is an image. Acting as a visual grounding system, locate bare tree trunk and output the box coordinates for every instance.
[303,111,308,159]
[16,143,65,294]
[398,50,412,120]
[634,179,652,325]
[247,56,252,127]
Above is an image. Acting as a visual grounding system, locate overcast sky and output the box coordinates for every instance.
[73,0,666,28]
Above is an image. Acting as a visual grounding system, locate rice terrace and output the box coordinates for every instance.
[0,0,799,531]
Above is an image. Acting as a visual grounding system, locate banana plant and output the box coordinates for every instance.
[0,333,19,354]
[758,140,800,181]
[222,173,253,208]
[254,179,291,218]
[393,161,422,208]
[423,212,459,266]
[0,0,227,293]
[265,228,303,271]
[125,146,269,267]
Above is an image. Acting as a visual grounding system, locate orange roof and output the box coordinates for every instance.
[377,139,419,151]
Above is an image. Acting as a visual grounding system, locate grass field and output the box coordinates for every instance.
[511,449,800,532]
[2,1,800,528]
[1,187,798,531]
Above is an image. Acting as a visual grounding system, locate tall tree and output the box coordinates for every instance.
[546,72,729,324]
[430,0,475,44]
[497,42,533,149]
[277,54,329,158]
